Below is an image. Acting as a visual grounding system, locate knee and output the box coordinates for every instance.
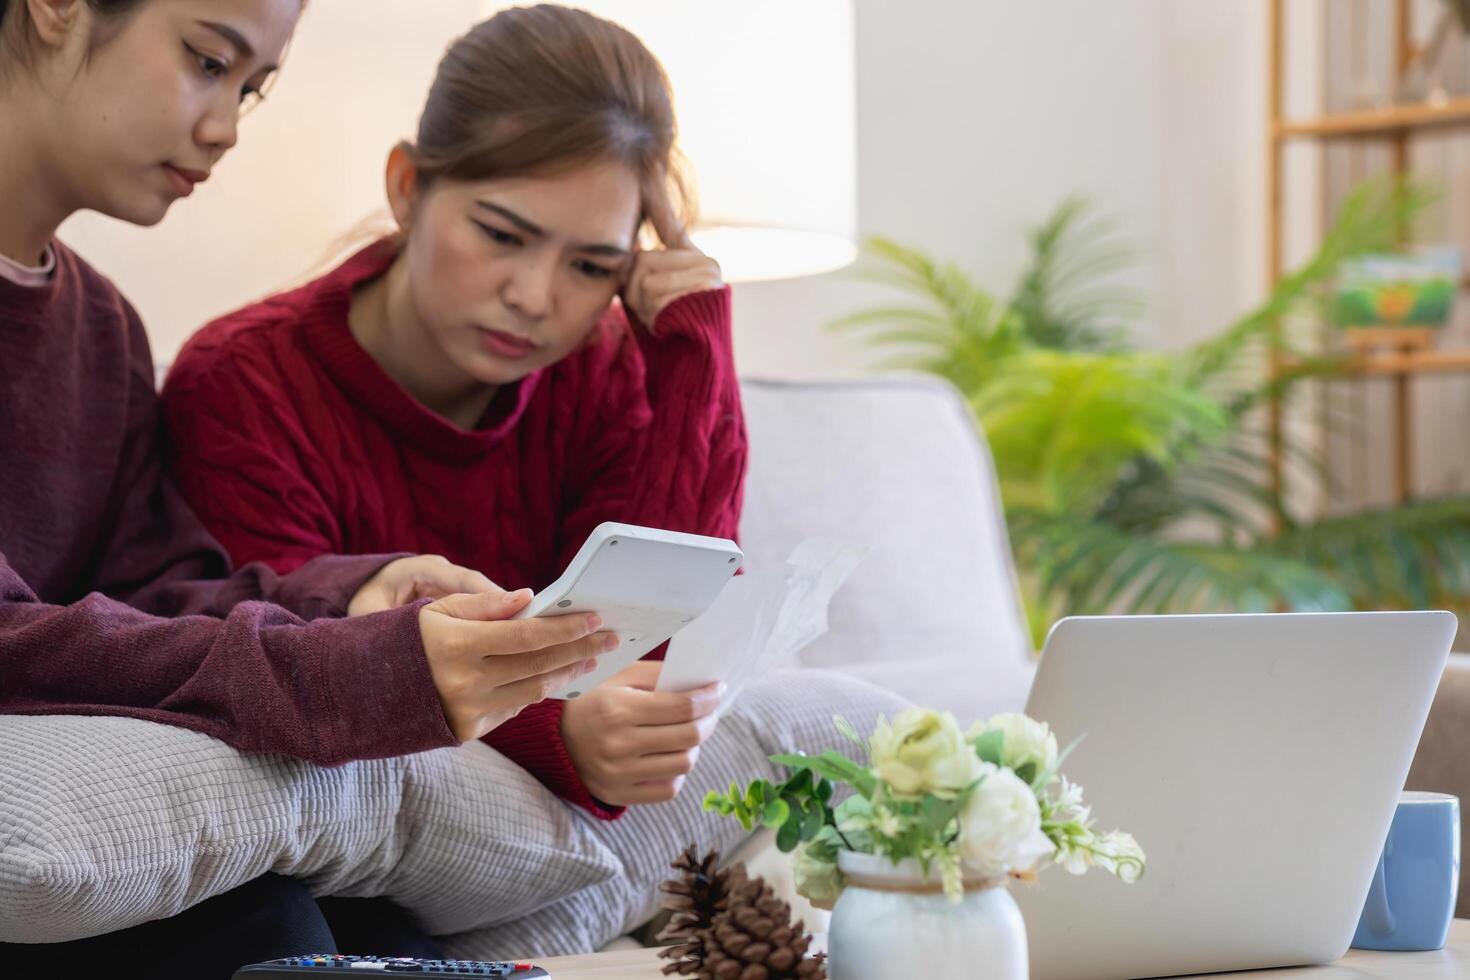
[728,669,908,749]
[203,873,336,960]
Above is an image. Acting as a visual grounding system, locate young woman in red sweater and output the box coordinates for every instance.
[164,5,741,821]
[0,0,612,969]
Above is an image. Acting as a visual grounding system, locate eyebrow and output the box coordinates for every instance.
[475,201,631,258]
[199,20,277,71]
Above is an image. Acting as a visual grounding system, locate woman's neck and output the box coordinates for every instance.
[348,253,500,430]
[0,96,73,265]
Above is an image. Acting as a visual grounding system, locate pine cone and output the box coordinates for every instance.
[657,846,745,945]
[659,852,826,980]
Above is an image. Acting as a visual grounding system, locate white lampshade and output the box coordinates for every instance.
[477,1,857,282]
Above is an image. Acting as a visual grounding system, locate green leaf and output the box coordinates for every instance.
[771,751,872,792]
[776,815,803,852]
[973,729,1005,766]
[763,797,791,829]
[803,800,827,840]
[918,795,965,834]
[833,714,867,749]
[784,767,814,795]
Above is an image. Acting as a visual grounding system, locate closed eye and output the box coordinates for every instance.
[574,260,616,280]
[473,219,522,247]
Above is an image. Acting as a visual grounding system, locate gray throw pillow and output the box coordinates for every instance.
[0,715,619,943]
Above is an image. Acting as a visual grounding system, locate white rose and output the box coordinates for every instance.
[792,842,844,911]
[959,762,1056,877]
[970,713,1059,781]
[869,709,983,799]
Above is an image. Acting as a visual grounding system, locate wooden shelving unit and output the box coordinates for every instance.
[1275,94,1470,139]
[1267,0,1470,507]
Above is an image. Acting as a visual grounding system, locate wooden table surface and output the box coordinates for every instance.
[530,918,1470,978]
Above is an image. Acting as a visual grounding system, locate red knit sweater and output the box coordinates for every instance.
[163,241,748,819]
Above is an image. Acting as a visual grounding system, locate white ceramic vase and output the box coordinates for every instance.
[827,851,1026,980]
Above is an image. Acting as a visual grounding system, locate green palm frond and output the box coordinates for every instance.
[1273,497,1470,608]
[1009,195,1144,351]
[831,237,1026,393]
[1010,509,1352,620]
[836,176,1455,637]
[975,349,1226,515]
[1092,422,1336,537]
[1183,175,1437,391]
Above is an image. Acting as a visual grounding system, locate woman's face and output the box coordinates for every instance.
[38,0,299,226]
[392,155,643,388]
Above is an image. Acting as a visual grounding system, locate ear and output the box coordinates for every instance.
[24,0,86,49]
[385,142,422,232]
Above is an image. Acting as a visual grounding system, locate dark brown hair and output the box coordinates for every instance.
[411,4,693,231]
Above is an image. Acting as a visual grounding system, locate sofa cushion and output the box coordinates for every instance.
[739,377,1034,711]
[0,714,620,944]
[0,672,907,950]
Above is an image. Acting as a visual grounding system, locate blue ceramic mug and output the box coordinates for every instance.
[1352,791,1460,951]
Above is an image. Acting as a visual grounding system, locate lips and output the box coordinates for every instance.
[478,327,536,359]
[162,164,209,197]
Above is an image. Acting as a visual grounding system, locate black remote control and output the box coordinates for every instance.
[232,954,550,977]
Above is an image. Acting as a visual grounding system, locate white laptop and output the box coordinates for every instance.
[1016,611,1456,980]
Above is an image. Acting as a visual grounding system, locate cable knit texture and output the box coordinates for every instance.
[0,242,455,765]
[163,240,748,819]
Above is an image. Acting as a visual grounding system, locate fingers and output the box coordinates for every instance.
[489,655,602,714]
[629,248,711,273]
[406,555,503,601]
[622,256,723,328]
[618,683,722,725]
[440,564,501,597]
[485,628,617,686]
[623,717,713,755]
[488,612,611,655]
[645,185,695,251]
[641,267,723,306]
[625,747,702,782]
[618,778,689,806]
[607,659,664,691]
[428,588,532,622]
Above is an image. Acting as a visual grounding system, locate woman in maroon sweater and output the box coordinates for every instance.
[0,0,611,970]
[165,6,741,820]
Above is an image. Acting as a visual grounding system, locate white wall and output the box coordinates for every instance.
[741,0,1171,376]
[61,0,1273,380]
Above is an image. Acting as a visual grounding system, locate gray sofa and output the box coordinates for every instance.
[4,374,1465,948]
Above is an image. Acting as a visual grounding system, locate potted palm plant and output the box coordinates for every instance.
[832,177,1470,643]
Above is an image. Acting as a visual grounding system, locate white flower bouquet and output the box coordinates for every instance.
[705,709,1145,907]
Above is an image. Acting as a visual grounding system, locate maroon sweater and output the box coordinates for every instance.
[0,243,457,765]
[162,240,748,818]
